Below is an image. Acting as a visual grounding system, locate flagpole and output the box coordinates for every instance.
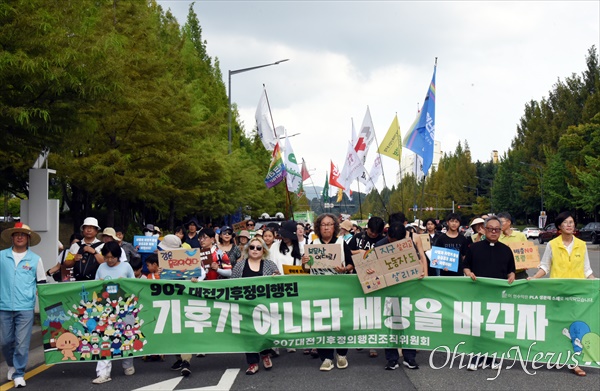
[356,179,362,219]
[396,112,405,212]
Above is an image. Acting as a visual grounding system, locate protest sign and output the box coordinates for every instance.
[233,221,247,232]
[39,277,600,369]
[158,248,202,271]
[133,236,157,253]
[283,265,310,275]
[507,241,541,269]
[429,246,460,272]
[419,234,432,251]
[305,243,344,274]
[353,238,422,294]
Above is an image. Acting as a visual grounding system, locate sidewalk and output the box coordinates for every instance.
[0,325,47,381]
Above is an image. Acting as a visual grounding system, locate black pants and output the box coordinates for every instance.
[246,349,271,364]
[385,348,416,361]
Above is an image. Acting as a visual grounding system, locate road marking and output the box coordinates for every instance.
[131,368,240,391]
[0,364,53,391]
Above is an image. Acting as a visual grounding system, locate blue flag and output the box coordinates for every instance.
[404,66,436,176]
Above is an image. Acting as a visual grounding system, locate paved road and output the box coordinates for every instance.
[1,242,598,391]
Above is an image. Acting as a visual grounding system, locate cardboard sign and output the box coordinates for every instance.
[233,221,247,232]
[133,236,158,253]
[429,246,460,272]
[419,234,432,251]
[352,238,422,294]
[507,241,540,269]
[158,248,202,271]
[283,265,310,275]
[305,243,344,275]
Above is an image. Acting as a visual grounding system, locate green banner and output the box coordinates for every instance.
[39,276,599,368]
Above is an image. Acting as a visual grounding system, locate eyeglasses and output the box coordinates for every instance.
[248,245,263,251]
[320,223,335,227]
[485,227,501,233]
[12,232,29,238]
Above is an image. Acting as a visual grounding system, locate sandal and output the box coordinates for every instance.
[369,349,378,358]
[303,349,311,355]
[572,366,586,377]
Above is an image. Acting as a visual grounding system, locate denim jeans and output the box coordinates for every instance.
[0,310,35,379]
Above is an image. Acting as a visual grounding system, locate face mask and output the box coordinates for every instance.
[144,232,153,237]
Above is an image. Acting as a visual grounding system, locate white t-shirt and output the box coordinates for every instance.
[270,241,303,274]
[12,250,46,282]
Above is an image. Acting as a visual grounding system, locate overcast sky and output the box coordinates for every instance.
[157,0,599,192]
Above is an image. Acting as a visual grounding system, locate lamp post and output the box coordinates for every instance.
[475,176,494,213]
[463,185,479,197]
[227,59,289,154]
[519,162,544,212]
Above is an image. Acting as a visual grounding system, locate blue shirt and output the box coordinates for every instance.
[95,261,134,280]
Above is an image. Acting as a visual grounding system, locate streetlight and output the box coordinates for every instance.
[519,162,544,212]
[463,185,479,197]
[228,59,290,154]
[475,176,494,213]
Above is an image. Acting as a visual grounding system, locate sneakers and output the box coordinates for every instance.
[246,363,259,375]
[270,347,280,357]
[92,376,111,384]
[262,355,273,370]
[124,366,135,376]
[467,361,478,371]
[180,360,191,377]
[336,355,348,369]
[171,359,183,370]
[7,366,15,381]
[14,377,26,388]
[320,358,334,371]
[196,353,206,357]
[403,358,419,369]
[385,360,400,370]
[287,348,296,353]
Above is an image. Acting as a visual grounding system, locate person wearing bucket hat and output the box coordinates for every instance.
[99,228,128,263]
[237,230,250,247]
[183,218,201,248]
[339,220,354,244]
[64,217,105,281]
[0,222,46,388]
[270,221,303,275]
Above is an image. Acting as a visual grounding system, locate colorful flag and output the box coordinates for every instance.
[264,142,286,188]
[284,136,302,193]
[329,161,345,190]
[404,66,436,175]
[255,90,277,151]
[353,107,376,161]
[301,159,310,181]
[322,173,329,203]
[377,115,402,161]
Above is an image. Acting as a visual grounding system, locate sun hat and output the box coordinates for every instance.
[1,222,42,247]
[412,219,426,230]
[99,227,120,241]
[80,217,101,232]
[340,220,353,231]
[159,234,182,250]
[154,226,161,234]
[470,217,485,227]
[238,230,250,239]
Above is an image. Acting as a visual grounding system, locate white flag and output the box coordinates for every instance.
[284,135,302,193]
[363,155,383,194]
[255,90,277,151]
[353,107,376,162]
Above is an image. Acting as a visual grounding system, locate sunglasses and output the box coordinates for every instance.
[486,227,501,233]
[247,224,255,227]
[248,245,263,251]
[221,231,232,235]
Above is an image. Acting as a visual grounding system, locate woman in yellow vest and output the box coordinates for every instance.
[529,211,596,376]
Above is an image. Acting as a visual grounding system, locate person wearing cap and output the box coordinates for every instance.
[64,217,105,281]
[497,212,529,279]
[184,218,201,248]
[99,228,128,263]
[0,222,46,388]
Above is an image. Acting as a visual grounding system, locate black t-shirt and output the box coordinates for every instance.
[433,233,469,276]
[242,260,263,278]
[349,231,385,252]
[463,240,516,279]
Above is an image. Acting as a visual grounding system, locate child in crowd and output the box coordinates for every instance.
[130,257,146,279]
[145,254,160,279]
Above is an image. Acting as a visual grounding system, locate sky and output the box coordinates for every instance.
[157,0,599,193]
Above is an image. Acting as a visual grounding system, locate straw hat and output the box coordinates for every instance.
[1,222,41,247]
